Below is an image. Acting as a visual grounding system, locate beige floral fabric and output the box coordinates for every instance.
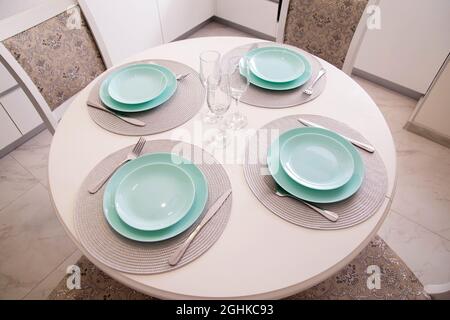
[283,0,368,69]
[48,236,429,300]
[3,6,105,111]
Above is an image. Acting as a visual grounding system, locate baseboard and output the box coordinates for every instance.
[172,17,215,42]
[212,16,276,41]
[405,121,450,149]
[0,123,46,159]
[352,68,423,101]
[173,16,276,42]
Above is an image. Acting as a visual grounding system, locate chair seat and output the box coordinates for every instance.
[48,236,429,300]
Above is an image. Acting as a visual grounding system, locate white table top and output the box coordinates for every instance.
[48,37,396,299]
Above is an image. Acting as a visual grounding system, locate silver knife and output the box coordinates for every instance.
[297,118,375,153]
[87,101,146,127]
[168,189,232,266]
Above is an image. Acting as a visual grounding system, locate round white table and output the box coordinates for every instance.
[48,37,396,299]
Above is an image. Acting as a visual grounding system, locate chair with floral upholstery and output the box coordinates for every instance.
[277,0,380,75]
[0,5,106,134]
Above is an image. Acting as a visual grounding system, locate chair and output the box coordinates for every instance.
[0,4,106,134]
[277,0,380,74]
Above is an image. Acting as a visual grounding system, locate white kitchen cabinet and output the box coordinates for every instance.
[216,0,278,38]
[0,62,16,93]
[157,0,215,42]
[0,103,21,150]
[0,88,42,134]
[355,0,450,94]
[79,0,164,66]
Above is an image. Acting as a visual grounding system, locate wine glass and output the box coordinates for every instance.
[224,55,249,130]
[205,73,232,148]
[200,50,221,124]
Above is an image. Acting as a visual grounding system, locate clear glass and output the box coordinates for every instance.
[200,50,221,87]
[205,74,231,149]
[200,50,221,124]
[224,56,249,130]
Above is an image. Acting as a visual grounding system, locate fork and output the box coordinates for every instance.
[275,185,339,222]
[303,68,327,96]
[88,137,146,194]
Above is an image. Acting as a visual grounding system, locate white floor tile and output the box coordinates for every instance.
[10,130,52,187]
[0,184,76,299]
[378,211,450,286]
[24,250,82,300]
[0,155,37,211]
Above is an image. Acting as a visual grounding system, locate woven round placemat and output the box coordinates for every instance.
[222,42,326,109]
[87,60,205,136]
[243,114,388,230]
[74,140,232,274]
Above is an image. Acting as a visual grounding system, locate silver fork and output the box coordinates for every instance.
[88,137,146,194]
[303,68,327,95]
[275,185,339,222]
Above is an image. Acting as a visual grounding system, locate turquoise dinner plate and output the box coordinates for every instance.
[115,163,195,231]
[99,64,177,113]
[103,153,208,242]
[108,64,167,104]
[239,54,312,91]
[267,127,364,203]
[247,47,306,83]
[280,131,354,190]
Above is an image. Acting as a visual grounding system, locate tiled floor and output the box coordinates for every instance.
[0,22,449,299]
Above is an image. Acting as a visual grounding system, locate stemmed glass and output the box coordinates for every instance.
[200,51,221,124]
[224,56,249,130]
[204,73,232,149]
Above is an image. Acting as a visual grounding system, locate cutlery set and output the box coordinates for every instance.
[85,45,375,268]
[87,66,190,127]
[266,118,375,222]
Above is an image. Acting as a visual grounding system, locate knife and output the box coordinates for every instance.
[297,118,375,153]
[87,101,146,127]
[168,189,232,266]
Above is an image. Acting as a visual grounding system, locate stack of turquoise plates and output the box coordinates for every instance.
[103,153,208,242]
[267,127,365,203]
[99,63,177,112]
[240,46,312,91]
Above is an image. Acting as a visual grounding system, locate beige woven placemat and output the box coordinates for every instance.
[222,42,326,108]
[87,60,205,136]
[244,114,388,230]
[74,140,232,274]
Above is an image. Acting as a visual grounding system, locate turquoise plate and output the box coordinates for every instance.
[267,127,364,203]
[108,64,167,104]
[115,163,196,231]
[239,53,312,91]
[280,131,354,190]
[247,47,306,83]
[100,64,177,113]
[103,153,208,242]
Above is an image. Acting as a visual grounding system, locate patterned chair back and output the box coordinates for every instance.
[2,6,105,111]
[282,0,369,70]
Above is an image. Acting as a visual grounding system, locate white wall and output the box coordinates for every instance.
[158,0,215,42]
[216,0,278,37]
[0,0,47,20]
[79,0,163,66]
[355,0,450,94]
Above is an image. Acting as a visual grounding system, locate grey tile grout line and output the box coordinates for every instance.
[0,155,40,213]
[389,207,450,242]
[21,247,79,300]
[9,145,50,188]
